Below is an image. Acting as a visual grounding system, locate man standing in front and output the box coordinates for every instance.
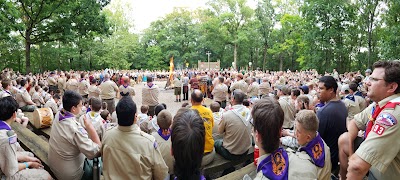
[277,85,296,129]
[99,73,119,114]
[142,76,159,117]
[339,60,400,179]
[316,76,347,176]
[102,96,168,180]
[212,76,228,109]
[48,90,101,180]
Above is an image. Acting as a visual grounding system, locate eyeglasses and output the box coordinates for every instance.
[369,77,385,82]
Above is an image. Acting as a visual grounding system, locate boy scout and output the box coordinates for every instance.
[102,96,168,180]
[15,79,36,112]
[339,60,400,179]
[0,96,51,179]
[48,90,101,180]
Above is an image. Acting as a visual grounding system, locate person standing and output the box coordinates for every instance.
[99,73,119,114]
[47,71,58,94]
[78,72,90,100]
[212,76,228,109]
[277,85,296,129]
[182,73,190,101]
[173,75,182,102]
[142,76,160,117]
[316,76,347,176]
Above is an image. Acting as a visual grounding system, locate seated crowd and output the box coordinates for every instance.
[0,60,399,180]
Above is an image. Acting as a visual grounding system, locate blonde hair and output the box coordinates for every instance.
[296,110,319,132]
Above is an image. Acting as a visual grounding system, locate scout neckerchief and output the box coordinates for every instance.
[257,147,289,180]
[365,97,400,139]
[147,82,154,88]
[345,94,355,102]
[157,128,171,141]
[0,121,11,130]
[59,109,74,121]
[299,133,325,167]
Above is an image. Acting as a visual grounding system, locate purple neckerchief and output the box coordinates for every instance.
[86,107,91,113]
[299,133,325,167]
[4,90,11,95]
[147,83,154,88]
[59,110,75,121]
[0,121,11,130]
[345,94,355,102]
[80,78,84,82]
[123,84,129,88]
[174,175,205,180]
[257,147,289,180]
[157,128,171,141]
[315,102,325,108]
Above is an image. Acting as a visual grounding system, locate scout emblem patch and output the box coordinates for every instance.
[257,147,289,180]
[153,141,158,149]
[299,133,325,167]
[78,127,88,135]
[8,134,17,144]
[376,113,397,127]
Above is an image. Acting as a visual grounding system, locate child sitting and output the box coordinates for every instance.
[137,105,150,133]
[79,98,103,139]
[210,102,223,140]
[151,110,174,175]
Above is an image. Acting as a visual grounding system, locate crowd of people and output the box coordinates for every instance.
[0,60,399,180]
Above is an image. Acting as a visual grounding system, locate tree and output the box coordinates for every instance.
[2,0,110,73]
[255,0,275,71]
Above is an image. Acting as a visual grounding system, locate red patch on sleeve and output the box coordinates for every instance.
[372,124,385,135]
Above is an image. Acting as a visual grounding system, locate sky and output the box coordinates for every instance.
[120,0,208,33]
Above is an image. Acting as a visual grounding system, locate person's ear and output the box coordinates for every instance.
[387,82,398,94]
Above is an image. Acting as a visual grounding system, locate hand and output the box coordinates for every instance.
[26,156,41,164]
[29,162,44,169]
[83,116,93,129]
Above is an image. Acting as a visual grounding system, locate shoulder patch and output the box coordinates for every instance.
[78,127,88,135]
[153,141,158,149]
[8,135,17,144]
[376,113,397,127]
[372,124,385,135]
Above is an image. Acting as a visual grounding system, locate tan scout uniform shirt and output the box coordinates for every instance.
[1,124,50,179]
[230,80,249,94]
[44,98,58,114]
[173,78,182,87]
[99,80,118,100]
[102,124,168,180]
[119,85,135,96]
[291,140,332,180]
[259,82,271,96]
[48,112,100,180]
[58,77,66,91]
[142,83,160,106]
[48,76,57,86]
[248,82,260,97]
[212,83,228,102]
[151,131,174,174]
[78,79,90,96]
[354,94,400,180]
[66,79,79,92]
[219,105,252,155]
[343,95,366,122]
[88,84,101,99]
[278,96,296,129]
[15,88,32,108]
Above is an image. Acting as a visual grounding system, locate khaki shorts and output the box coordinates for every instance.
[174,87,182,95]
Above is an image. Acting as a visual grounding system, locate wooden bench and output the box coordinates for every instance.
[10,122,53,176]
[203,147,254,176]
[215,163,257,180]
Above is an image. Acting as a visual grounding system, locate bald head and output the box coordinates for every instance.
[104,73,110,79]
[191,89,203,105]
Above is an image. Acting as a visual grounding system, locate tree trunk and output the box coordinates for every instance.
[234,43,237,70]
[25,30,32,74]
[262,44,267,72]
[279,55,283,71]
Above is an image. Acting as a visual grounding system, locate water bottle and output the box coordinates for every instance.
[93,158,100,180]
[254,145,259,166]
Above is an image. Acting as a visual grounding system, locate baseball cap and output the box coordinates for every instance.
[299,85,309,94]
[365,69,372,73]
